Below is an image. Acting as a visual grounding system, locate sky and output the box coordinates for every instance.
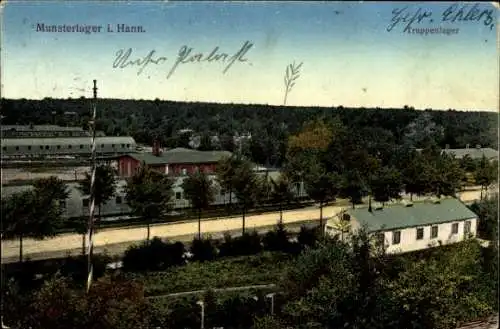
[1,1,498,111]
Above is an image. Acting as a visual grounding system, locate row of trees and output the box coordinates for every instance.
[1,157,296,262]
[284,119,498,227]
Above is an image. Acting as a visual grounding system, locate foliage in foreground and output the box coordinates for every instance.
[2,231,497,329]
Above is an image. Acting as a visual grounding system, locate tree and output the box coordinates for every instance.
[387,240,493,329]
[232,160,259,234]
[474,155,497,200]
[469,195,498,241]
[182,171,215,239]
[125,164,173,243]
[287,119,337,153]
[340,169,367,209]
[402,112,444,147]
[216,155,243,209]
[3,188,66,262]
[33,176,70,206]
[403,152,433,200]
[369,166,403,204]
[78,164,117,226]
[17,274,152,329]
[459,154,477,173]
[270,175,294,224]
[304,163,340,230]
[431,153,465,197]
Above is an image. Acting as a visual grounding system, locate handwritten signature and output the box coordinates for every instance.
[112,41,253,79]
[387,3,495,32]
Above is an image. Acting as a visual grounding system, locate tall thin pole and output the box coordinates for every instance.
[86,80,98,293]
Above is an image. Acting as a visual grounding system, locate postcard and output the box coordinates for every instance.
[0,2,499,328]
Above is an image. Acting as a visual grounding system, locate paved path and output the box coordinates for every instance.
[1,205,335,260]
[0,189,490,260]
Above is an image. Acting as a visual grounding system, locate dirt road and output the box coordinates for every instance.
[0,189,490,260]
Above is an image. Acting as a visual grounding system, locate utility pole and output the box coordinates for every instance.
[86,80,98,293]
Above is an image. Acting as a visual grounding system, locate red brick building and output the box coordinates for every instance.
[118,142,232,178]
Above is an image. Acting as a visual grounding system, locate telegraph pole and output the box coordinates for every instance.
[86,80,98,293]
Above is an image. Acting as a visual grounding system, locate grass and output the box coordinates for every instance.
[129,252,293,297]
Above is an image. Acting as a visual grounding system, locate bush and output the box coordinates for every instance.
[122,237,185,272]
[297,225,320,249]
[218,231,263,257]
[262,223,291,252]
[234,231,263,256]
[60,254,111,286]
[190,236,218,262]
[218,233,237,257]
[3,254,112,293]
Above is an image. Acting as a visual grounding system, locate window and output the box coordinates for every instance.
[126,144,130,148]
[101,144,104,148]
[115,196,122,204]
[2,147,6,151]
[68,145,72,149]
[15,146,19,151]
[40,145,44,150]
[80,145,84,149]
[175,192,182,200]
[112,144,115,148]
[82,198,89,207]
[416,228,424,240]
[121,144,125,148]
[392,231,401,245]
[464,221,471,234]
[45,145,49,150]
[27,146,31,150]
[57,145,61,149]
[431,225,438,238]
[452,223,459,234]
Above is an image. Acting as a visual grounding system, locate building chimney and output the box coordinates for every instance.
[152,139,161,156]
[476,144,481,149]
[445,144,450,149]
[466,144,469,149]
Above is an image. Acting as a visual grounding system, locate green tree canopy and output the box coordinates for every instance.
[125,164,173,242]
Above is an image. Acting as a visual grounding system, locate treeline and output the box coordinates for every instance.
[1,98,497,166]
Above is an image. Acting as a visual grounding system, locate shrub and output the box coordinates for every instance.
[60,254,111,286]
[122,237,185,272]
[262,223,291,252]
[3,254,112,293]
[218,232,236,257]
[297,225,320,249]
[218,231,262,257]
[233,231,263,256]
[190,236,218,262]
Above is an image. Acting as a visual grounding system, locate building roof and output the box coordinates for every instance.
[442,148,498,160]
[1,136,136,146]
[124,148,232,165]
[1,125,84,131]
[348,198,478,232]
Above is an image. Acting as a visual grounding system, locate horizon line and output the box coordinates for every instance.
[1,97,497,113]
